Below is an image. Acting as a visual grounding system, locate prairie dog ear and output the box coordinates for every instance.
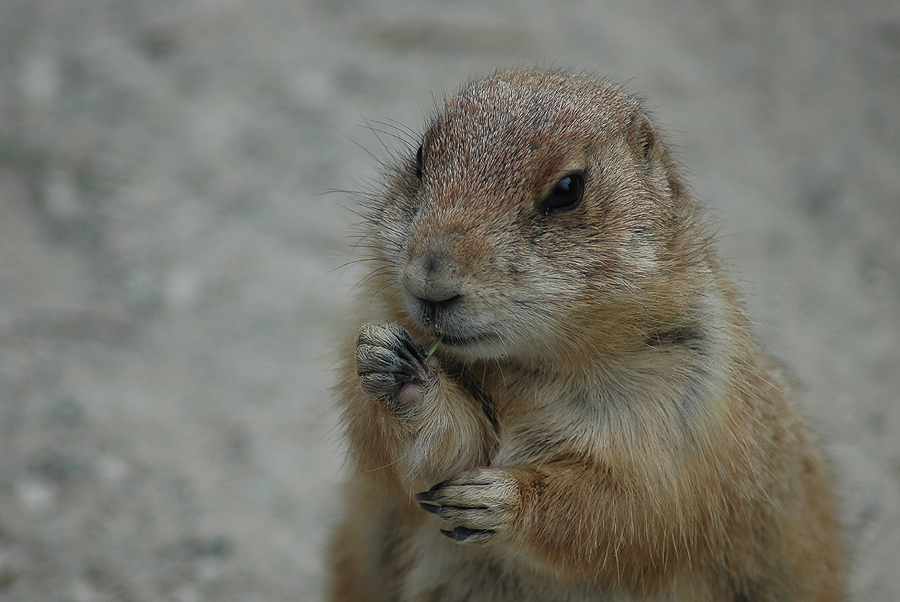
[627,112,671,195]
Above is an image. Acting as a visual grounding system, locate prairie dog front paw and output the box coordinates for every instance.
[415,468,522,545]
[356,322,434,408]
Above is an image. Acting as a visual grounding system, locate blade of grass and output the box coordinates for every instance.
[424,334,444,361]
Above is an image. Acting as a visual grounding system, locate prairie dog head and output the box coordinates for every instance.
[366,70,706,365]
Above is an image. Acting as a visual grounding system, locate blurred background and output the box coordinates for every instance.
[0,0,898,600]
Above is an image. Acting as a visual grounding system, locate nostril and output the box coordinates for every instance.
[403,254,465,305]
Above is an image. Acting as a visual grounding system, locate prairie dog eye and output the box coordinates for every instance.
[542,172,585,214]
[415,145,424,180]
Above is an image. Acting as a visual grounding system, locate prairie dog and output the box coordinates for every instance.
[329,69,845,601]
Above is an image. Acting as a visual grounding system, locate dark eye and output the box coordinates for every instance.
[542,172,585,214]
[414,144,424,180]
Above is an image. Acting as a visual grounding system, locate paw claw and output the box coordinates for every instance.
[414,480,448,502]
[440,527,495,544]
[417,501,441,515]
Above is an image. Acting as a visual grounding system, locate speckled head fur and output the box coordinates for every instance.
[366,69,710,365]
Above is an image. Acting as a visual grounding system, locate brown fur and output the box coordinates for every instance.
[329,69,845,601]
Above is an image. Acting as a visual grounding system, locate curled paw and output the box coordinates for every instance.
[415,468,521,545]
[356,322,431,407]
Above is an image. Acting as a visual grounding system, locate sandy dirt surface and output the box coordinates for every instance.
[0,0,897,600]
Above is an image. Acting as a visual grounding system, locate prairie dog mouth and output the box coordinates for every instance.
[442,332,493,346]
[435,329,523,363]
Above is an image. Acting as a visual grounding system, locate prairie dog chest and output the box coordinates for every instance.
[486,378,611,468]
[485,363,700,473]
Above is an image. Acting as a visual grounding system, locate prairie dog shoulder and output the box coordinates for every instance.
[330,69,845,602]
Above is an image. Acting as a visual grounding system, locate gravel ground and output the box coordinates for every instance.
[0,0,897,600]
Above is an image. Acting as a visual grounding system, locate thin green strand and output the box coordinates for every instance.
[424,334,444,361]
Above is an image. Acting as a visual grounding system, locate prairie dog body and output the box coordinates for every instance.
[330,70,844,601]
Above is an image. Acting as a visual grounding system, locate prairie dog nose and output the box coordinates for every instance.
[403,254,464,304]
